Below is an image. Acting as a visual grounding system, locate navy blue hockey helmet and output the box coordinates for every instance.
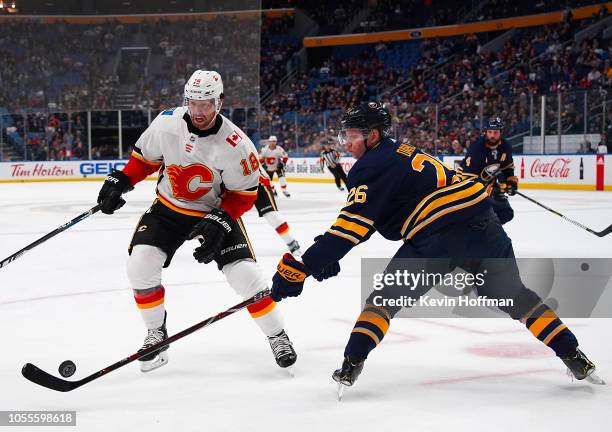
[338,102,392,146]
[485,116,504,131]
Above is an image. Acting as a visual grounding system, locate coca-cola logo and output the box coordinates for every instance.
[530,158,571,178]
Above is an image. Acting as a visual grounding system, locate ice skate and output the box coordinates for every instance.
[287,240,303,258]
[282,189,291,198]
[332,356,364,400]
[337,186,345,191]
[138,312,169,373]
[562,348,605,385]
[268,329,297,375]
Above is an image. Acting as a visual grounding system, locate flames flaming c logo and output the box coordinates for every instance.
[166,164,214,201]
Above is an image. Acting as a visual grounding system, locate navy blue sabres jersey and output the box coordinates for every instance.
[458,136,515,184]
[301,138,491,274]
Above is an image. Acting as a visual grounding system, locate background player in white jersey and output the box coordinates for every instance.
[259,136,291,197]
[254,167,303,256]
[96,70,297,373]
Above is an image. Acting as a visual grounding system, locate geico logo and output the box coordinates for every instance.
[80,162,127,175]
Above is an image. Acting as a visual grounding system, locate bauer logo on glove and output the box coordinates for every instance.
[277,259,307,283]
[271,253,310,301]
[188,208,235,264]
[203,212,233,234]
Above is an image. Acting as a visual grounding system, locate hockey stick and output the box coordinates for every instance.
[515,191,612,237]
[0,204,102,270]
[22,289,271,392]
[484,167,612,238]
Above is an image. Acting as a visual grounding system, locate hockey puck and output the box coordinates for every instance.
[58,360,76,378]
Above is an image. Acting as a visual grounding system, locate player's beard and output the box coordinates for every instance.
[486,137,501,148]
[192,112,216,130]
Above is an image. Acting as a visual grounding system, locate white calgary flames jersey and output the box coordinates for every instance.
[132,106,260,217]
[259,145,288,171]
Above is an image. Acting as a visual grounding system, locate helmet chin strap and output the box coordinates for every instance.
[363,129,380,151]
[359,129,370,149]
[203,114,218,129]
[214,97,223,114]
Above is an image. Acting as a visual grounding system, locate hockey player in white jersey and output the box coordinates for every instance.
[96,70,297,373]
[259,136,291,197]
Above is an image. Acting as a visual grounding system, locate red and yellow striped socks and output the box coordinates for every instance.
[134,285,166,329]
[247,296,277,319]
[247,296,283,336]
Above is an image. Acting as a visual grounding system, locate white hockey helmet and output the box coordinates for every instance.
[184,70,224,113]
[268,135,278,142]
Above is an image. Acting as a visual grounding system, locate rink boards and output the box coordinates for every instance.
[0,154,610,190]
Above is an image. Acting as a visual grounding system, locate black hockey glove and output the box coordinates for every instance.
[188,208,235,264]
[271,253,309,301]
[505,176,518,196]
[97,169,132,214]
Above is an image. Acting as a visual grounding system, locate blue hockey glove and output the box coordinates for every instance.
[309,235,341,281]
[505,176,518,196]
[313,262,341,281]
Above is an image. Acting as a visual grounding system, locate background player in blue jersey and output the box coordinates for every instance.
[269,102,603,395]
[457,117,518,224]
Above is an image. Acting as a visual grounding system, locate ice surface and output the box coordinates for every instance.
[1,181,611,431]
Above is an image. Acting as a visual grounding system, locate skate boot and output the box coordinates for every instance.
[282,190,291,198]
[562,348,605,384]
[138,312,169,373]
[337,186,345,191]
[333,356,365,400]
[287,240,303,258]
[268,330,297,374]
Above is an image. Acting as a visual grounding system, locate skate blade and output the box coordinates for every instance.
[139,351,168,373]
[286,366,295,378]
[585,372,606,385]
[337,382,346,401]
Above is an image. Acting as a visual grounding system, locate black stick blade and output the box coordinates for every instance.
[597,224,612,237]
[22,363,78,392]
[20,291,270,392]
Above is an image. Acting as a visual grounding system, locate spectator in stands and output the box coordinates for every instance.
[582,139,596,153]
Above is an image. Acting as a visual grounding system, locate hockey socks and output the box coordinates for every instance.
[248,297,284,336]
[344,305,391,360]
[133,285,166,329]
[522,303,578,358]
[223,259,284,337]
[263,212,298,248]
[279,176,288,190]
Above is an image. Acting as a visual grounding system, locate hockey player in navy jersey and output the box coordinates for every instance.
[270,102,603,395]
[457,117,517,224]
